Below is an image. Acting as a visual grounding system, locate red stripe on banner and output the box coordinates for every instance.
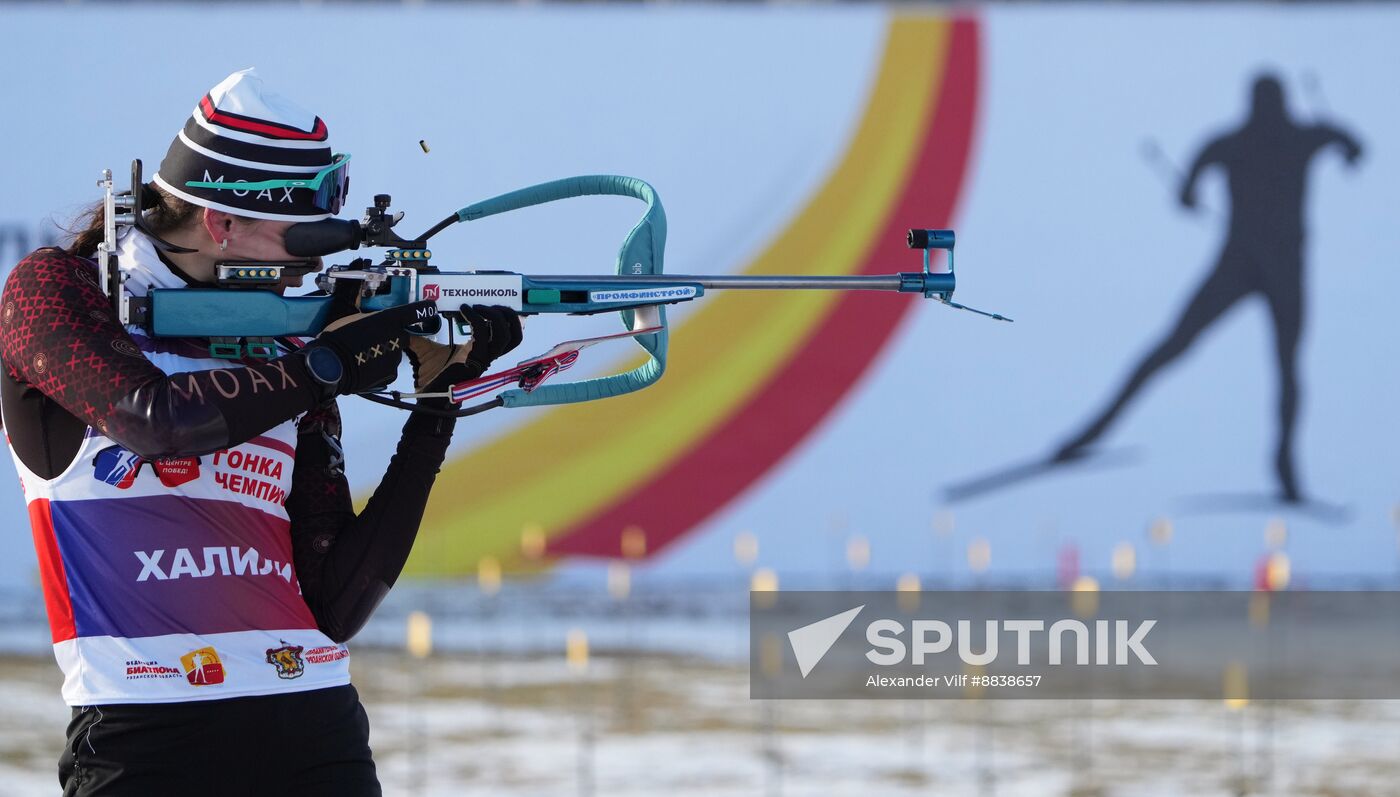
[547,17,980,558]
[248,435,296,459]
[28,500,76,643]
[199,95,329,142]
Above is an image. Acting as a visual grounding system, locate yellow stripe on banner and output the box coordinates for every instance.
[408,17,951,574]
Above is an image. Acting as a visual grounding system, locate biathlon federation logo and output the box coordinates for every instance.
[180,646,225,686]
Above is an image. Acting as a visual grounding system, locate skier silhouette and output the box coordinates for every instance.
[1052,73,1362,502]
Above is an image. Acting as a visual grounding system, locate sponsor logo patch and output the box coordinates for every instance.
[180,646,225,686]
[422,275,524,310]
[588,286,698,303]
[152,457,201,488]
[266,642,306,680]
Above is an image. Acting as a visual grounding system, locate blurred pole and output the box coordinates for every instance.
[618,526,646,728]
[896,574,924,770]
[521,524,547,655]
[828,512,849,589]
[406,610,433,796]
[1260,526,1288,797]
[752,568,779,606]
[734,531,760,572]
[478,556,503,722]
[621,525,647,560]
[966,539,992,793]
[842,535,870,768]
[608,560,635,726]
[567,629,594,797]
[753,572,782,797]
[1233,703,1249,797]
[1149,517,1173,588]
[521,523,547,563]
[964,666,993,797]
[846,534,870,591]
[1249,592,1271,796]
[932,510,955,587]
[1111,542,1136,585]
[1224,661,1249,796]
[978,704,995,797]
[967,537,990,589]
[1112,542,1141,695]
[758,632,784,797]
[734,531,759,659]
[1056,543,1080,591]
[1071,576,1100,793]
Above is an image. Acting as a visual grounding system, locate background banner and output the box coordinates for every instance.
[1,5,1396,593]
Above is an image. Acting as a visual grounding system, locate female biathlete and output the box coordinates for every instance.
[0,69,521,794]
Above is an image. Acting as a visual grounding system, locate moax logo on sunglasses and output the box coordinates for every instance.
[184,153,351,214]
[194,172,298,204]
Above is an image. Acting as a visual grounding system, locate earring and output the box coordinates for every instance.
[219,239,228,252]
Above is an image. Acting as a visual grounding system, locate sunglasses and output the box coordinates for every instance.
[185,153,351,215]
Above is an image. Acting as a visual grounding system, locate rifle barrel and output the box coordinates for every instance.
[533,274,917,291]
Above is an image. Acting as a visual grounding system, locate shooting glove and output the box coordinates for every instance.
[304,300,439,396]
[406,304,524,393]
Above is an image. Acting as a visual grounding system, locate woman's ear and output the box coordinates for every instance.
[202,208,237,249]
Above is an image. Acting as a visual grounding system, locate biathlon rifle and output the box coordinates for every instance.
[99,167,1009,417]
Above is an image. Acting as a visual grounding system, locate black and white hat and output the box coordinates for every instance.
[153,69,345,222]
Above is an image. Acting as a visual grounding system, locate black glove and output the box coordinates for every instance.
[406,305,523,394]
[304,300,439,396]
[402,305,521,426]
[459,304,523,375]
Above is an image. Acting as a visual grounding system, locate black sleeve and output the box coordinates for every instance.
[285,401,456,643]
[0,249,324,459]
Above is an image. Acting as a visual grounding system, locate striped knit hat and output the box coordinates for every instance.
[153,69,343,221]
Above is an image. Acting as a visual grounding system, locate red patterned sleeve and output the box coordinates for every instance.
[0,248,324,457]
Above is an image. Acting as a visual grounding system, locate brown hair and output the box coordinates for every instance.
[66,184,204,258]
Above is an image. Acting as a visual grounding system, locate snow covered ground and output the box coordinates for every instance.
[2,646,1399,797]
[1,582,1397,795]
